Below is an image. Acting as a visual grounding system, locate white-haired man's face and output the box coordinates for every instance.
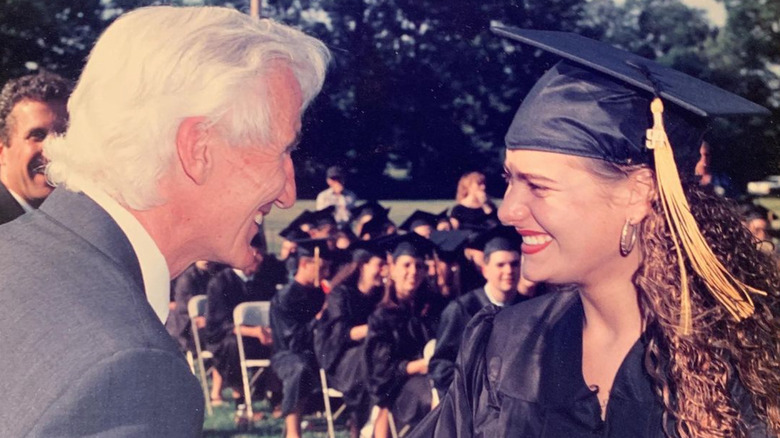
[199,64,301,270]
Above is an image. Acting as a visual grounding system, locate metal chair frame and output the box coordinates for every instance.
[187,295,214,415]
[234,301,273,420]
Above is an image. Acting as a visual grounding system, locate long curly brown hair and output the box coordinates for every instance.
[636,182,780,437]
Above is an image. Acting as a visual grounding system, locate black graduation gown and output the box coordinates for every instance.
[450,204,498,231]
[314,283,382,427]
[429,287,527,397]
[204,268,276,394]
[270,280,325,416]
[410,291,769,438]
[165,264,211,353]
[365,303,435,430]
[246,255,287,301]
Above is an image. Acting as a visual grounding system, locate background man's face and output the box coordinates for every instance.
[0,99,67,205]
[482,250,521,294]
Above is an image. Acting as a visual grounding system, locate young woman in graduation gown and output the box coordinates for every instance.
[411,29,780,438]
[366,234,437,438]
[314,246,386,437]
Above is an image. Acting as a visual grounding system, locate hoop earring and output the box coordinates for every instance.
[620,219,637,256]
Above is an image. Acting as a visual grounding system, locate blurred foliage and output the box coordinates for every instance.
[1,0,777,198]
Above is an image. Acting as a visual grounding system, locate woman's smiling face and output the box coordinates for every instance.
[498,149,638,287]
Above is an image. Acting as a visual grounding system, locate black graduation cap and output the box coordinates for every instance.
[347,239,386,261]
[292,238,333,260]
[430,230,473,263]
[399,210,440,233]
[377,233,435,260]
[350,200,390,222]
[309,206,337,229]
[469,226,522,258]
[491,26,769,333]
[492,26,769,166]
[358,208,395,240]
[278,210,313,240]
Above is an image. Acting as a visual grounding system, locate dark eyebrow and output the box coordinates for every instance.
[504,165,558,184]
[285,132,302,153]
[25,127,48,140]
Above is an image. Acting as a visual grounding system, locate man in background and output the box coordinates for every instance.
[0,71,71,224]
[316,165,356,227]
[0,6,329,436]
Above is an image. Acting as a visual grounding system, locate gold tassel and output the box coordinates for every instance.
[314,245,321,287]
[645,98,765,335]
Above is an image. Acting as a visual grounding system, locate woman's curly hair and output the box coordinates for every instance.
[636,182,780,437]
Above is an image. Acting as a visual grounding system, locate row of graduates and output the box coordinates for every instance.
[273,215,535,438]
[165,199,534,437]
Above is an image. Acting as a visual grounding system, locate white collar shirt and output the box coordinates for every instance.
[77,183,170,323]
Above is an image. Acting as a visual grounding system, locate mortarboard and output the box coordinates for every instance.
[278,210,313,240]
[350,200,390,222]
[292,237,333,260]
[469,226,522,259]
[309,206,337,229]
[430,230,474,263]
[399,210,440,233]
[492,26,769,333]
[378,233,435,260]
[347,239,386,261]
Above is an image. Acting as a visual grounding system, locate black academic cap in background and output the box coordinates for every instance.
[399,210,440,233]
[492,26,770,166]
[309,206,337,228]
[377,233,435,260]
[278,210,314,240]
[347,239,386,261]
[350,201,390,222]
[469,225,522,258]
[292,238,333,260]
[430,229,474,263]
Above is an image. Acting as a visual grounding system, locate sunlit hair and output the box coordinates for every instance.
[455,171,485,202]
[585,158,780,437]
[45,6,330,209]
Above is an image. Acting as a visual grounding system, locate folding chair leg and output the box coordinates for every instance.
[388,411,399,438]
[319,368,336,438]
[196,358,213,416]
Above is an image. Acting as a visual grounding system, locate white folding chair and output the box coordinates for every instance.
[187,295,214,415]
[319,368,347,438]
[234,301,272,420]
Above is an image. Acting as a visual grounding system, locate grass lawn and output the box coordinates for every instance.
[202,383,351,437]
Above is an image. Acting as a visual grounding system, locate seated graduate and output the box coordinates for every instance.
[245,230,288,301]
[429,226,527,399]
[350,200,391,238]
[204,238,280,412]
[449,171,499,231]
[366,233,437,438]
[314,240,386,438]
[400,210,448,240]
[411,28,779,437]
[270,238,331,438]
[165,260,215,354]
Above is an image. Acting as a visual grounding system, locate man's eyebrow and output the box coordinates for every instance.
[25,127,48,139]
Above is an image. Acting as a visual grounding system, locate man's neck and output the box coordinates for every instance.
[484,282,511,306]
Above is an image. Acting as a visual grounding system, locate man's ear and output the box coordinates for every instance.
[626,168,656,222]
[176,117,210,185]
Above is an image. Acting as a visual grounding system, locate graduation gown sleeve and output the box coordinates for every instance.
[410,304,501,438]
[314,285,352,373]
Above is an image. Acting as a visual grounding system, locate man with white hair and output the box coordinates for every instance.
[0,6,329,436]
